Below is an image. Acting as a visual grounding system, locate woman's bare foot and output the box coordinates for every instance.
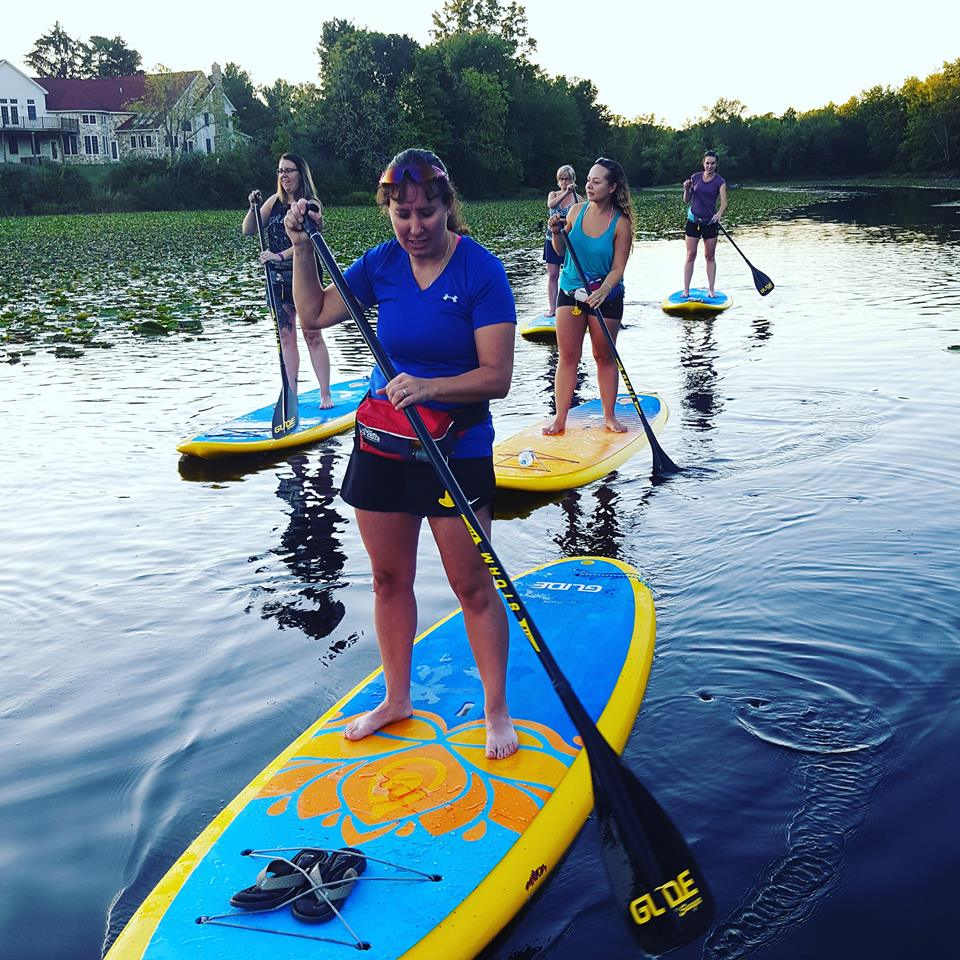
[320,394,334,410]
[605,415,628,433]
[344,699,413,741]
[485,712,519,759]
[542,417,566,436]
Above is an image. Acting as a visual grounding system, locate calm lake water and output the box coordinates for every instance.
[1,188,958,959]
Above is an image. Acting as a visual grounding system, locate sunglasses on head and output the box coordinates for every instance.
[594,157,617,170]
[379,162,448,186]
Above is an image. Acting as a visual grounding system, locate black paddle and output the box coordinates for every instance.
[300,212,714,955]
[717,223,775,296]
[561,226,680,478]
[250,191,298,438]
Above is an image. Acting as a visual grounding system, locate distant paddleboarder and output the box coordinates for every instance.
[682,150,728,299]
[242,153,334,406]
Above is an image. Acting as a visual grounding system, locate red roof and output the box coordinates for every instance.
[35,72,199,112]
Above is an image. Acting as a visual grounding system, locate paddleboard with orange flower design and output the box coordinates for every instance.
[105,556,655,960]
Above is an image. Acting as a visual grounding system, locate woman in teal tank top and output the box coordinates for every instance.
[544,157,635,434]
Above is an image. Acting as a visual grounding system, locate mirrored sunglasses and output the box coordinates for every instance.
[379,162,448,186]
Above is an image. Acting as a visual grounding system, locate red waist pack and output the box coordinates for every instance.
[355,395,488,462]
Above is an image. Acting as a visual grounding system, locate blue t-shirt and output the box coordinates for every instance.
[343,235,516,457]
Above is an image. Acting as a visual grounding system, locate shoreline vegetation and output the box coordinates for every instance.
[3,8,959,218]
[0,188,827,363]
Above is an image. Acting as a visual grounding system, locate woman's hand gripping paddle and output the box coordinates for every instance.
[300,210,714,954]
[561,226,680,478]
[250,191,298,438]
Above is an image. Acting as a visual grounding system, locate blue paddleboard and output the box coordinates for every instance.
[177,378,369,459]
[104,556,655,960]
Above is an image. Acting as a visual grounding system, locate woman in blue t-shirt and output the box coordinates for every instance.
[285,149,519,761]
[681,150,728,298]
[241,153,333,407]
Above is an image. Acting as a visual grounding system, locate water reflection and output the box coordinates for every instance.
[247,452,350,646]
[678,316,723,432]
[803,187,960,243]
[553,479,625,559]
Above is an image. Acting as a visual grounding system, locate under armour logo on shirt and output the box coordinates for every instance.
[442,293,459,303]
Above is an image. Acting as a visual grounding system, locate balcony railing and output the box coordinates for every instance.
[0,116,80,132]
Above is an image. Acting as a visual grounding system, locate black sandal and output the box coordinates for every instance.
[229,849,328,910]
[290,847,366,923]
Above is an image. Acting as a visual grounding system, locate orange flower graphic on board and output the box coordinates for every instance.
[257,710,580,847]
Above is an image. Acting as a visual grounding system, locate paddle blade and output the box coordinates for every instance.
[589,738,713,954]
[271,372,299,439]
[752,269,775,297]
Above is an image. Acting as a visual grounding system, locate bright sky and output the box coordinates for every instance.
[5,1,959,128]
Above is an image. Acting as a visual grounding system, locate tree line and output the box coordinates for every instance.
[5,3,958,216]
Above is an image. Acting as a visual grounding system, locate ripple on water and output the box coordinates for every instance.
[700,696,893,960]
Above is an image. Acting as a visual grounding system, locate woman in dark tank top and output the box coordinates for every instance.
[241,153,334,407]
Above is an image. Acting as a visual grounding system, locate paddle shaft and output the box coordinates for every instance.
[560,225,680,476]
[251,194,298,437]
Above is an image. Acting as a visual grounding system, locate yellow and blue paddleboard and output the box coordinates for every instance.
[105,556,654,960]
[176,378,369,459]
[494,394,669,492]
[519,313,557,341]
[661,289,732,316]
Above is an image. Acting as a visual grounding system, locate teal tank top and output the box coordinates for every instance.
[559,203,623,296]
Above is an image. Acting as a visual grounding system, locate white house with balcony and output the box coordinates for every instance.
[0,59,79,163]
[0,59,242,165]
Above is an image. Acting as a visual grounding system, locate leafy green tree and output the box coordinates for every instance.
[316,21,419,181]
[24,21,84,77]
[430,0,536,59]
[82,35,143,77]
[902,59,960,171]
[222,63,275,144]
[130,66,208,163]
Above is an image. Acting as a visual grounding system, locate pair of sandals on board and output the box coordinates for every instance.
[230,847,366,923]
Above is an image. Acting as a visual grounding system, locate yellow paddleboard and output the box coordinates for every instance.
[494,394,669,492]
[519,313,557,341]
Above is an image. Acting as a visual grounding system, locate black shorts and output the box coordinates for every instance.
[543,236,564,265]
[685,219,719,240]
[340,445,495,517]
[557,288,624,321]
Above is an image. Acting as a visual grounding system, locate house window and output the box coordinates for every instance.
[111,141,118,160]
[0,105,8,125]
[84,135,100,155]
[145,135,153,148]
[186,140,194,152]
[9,137,18,155]
[68,135,79,155]
[10,106,19,125]
[52,141,58,159]
[139,135,146,149]
[204,112,210,126]
[184,120,192,132]
[27,101,37,121]
[205,138,212,154]
[82,114,91,124]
